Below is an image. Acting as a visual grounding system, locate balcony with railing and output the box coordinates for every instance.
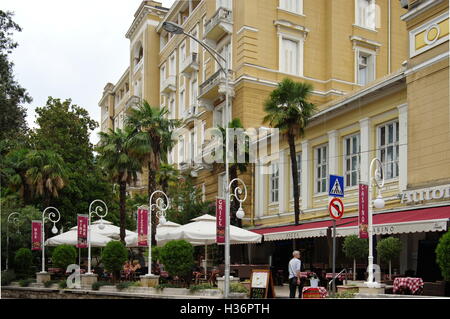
[199,69,234,101]
[180,52,199,77]
[204,7,233,42]
[160,75,177,94]
[125,95,141,110]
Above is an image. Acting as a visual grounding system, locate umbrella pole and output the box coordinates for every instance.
[204,244,208,280]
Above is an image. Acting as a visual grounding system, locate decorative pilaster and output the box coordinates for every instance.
[397,104,408,191]
[301,140,310,210]
[328,130,338,175]
[359,118,371,184]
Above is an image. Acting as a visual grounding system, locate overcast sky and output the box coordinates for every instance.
[3,0,175,145]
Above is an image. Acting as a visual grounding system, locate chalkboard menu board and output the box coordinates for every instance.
[250,269,275,298]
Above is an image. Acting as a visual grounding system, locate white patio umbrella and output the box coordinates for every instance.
[70,219,135,240]
[45,228,113,267]
[45,229,112,247]
[125,220,181,247]
[156,214,262,278]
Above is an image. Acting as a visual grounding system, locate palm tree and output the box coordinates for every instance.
[126,101,180,245]
[96,127,143,242]
[217,118,250,227]
[126,101,181,197]
[263,78,316,225]
[1,148,32,203]
[156,163,179,194]
[25,149,68,207]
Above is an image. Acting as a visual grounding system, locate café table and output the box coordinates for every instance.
[302,286,328,299]
[393,277,424,295]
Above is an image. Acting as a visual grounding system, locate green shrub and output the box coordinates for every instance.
[116,281,134,291]
[436,231,450,281]
[44,280,59,288]
[189,283,216,292]
[92,281,113,291]
[1,270,16,286]
[160,240,194,278]
[52,245,77,270]
[329,291,355,299]
[59,280,67,289]
[155,283,183,290]
[230,283,249,294]
[101,241,128,281]
[14,248,33,278]
[19,278,35,287]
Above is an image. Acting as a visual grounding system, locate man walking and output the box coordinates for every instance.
[288,250,302,298]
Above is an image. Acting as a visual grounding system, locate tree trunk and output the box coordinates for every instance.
[119,180,127,243]
[353,258,356,281]
[389,260,392,281]
[288,133,301,225]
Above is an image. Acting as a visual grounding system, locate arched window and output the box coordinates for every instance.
[134,42,144,65]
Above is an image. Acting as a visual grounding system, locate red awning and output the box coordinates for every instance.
[252,206,450,241]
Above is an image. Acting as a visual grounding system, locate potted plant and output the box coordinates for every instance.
[160,240,194,288]
[101,241,128,283]
[376,237,402,281]
[435,231,450,296]
[342,235,368,280]
[308,272,319,288]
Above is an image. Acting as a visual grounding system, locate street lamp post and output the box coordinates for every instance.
[162,21,236,298]
[145,190,170,277]
[365,158,385,288]
[40,207,61,273]
[87,199,108,274]
[6,212,20,271]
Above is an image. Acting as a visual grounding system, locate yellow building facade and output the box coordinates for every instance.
[99,0,449,279]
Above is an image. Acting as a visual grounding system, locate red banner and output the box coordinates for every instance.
[138,208,149,247]
[31,221,42,251]
[77,215,88,248]
[216,198,226,244]
[359,184,369,239]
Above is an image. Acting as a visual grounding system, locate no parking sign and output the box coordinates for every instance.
[328,197,344,220]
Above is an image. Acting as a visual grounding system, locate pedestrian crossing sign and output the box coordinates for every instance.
[329,175,344,197]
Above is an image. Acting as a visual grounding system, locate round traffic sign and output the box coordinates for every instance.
[329,197,344,220]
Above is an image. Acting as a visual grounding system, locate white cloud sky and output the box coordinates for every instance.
[3,0,176,145]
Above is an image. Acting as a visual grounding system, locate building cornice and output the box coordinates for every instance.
[400,0,446,22]
[126,4,168,39]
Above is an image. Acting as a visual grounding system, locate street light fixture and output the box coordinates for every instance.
[163,20,235,298]
[365,158,385,288]
[40,207,61,273]
[87,199,108,274]
[162,21,239,298]
[6,212,20,271]
[144,190,170,277]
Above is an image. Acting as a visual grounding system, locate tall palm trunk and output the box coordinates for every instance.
[119,180,127,243]
[148,150,161,246]
[288,133,301,225]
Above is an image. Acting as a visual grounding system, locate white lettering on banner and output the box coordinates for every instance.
[400,184,450,204]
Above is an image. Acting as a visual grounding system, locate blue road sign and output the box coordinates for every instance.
[329,175,344,197]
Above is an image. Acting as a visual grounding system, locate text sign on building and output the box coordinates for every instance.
[359,183,369,239]
[329,175,344,197]
[400,184,450,204]
[329,197,344,220]
[77,214,88,248]
[137,208,149,247]
[216,197,226,244]
[31,220,42,251]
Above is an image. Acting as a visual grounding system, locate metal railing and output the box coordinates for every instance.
[204,7,232,37]
[327,268,348,294]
